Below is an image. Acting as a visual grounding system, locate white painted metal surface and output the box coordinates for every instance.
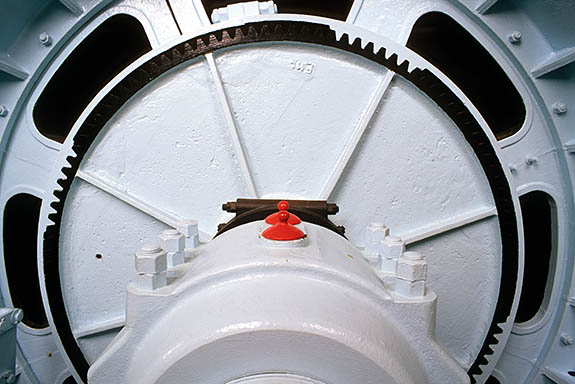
[48,31,505,374]
[0,0,572,383]
[88,221,469,384]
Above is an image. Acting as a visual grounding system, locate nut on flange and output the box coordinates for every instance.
[159,229,185,267]
[135,244,168,290]
[395,251,428,297]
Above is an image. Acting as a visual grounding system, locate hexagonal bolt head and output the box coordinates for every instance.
[396,251,428,281]
[378,236,405,272]
[259,1,278,14]
[211,9,223,23]
[39,32,52,46]
[560,333,574,346]
[10,309,23,325]
[135,244,167,274]
[178,220,198,237]
[167,251,184,268]
[158,229,185,253]
[508,31,522,44]
[364,222,389,254]
[0,105,8,117]
[552,101,568,115]
[136,271,167,290]
[394,251,427,297]
[178,220,200,250]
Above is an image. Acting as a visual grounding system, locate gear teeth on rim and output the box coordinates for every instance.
[40,21,519,383]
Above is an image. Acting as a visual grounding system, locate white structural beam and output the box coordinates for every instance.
[206,53,258,197]
[181,1,257,197]
[162,0,209,34]
[475,0,499,14]
[346,0,364,24]
[320,70,395,199]
[192,0,213,26]
[76,170,180,228]
[58,0,84,16]
[76,170,210,239]
[531,47,575,78]
[0,54,28,80]
[174,0,257,196]
[401,206,497,245]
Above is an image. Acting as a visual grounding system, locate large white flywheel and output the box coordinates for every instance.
[0,1,573,384]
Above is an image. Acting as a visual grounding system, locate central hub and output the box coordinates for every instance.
[88,200,469,383]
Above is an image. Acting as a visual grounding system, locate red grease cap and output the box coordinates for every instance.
[262,210,305,241]
[265,201,301,225]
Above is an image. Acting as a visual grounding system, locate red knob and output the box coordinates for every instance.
[265,201,301,225]
[278,210,289,223]
[262,202,305,241]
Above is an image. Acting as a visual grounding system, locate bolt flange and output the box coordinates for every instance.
[508,31,522,44]
[552,102,567,115]
[560,333,574,346]
[39,32,52,46]
[10,309,23,325]
[525,155,538,166]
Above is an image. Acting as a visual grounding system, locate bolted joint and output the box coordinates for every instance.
[396,251,428,281]
[212,1,277,23]
[258,0,278,15]
[222,202,237,213]
[10,309,23,325]
[379,235,405,273]
[178,220,200,251]
[364,222,389,253]
[135,244,168,290]
[158,229,185,253]
[0,105,8,117]
[178,220,198,238]
[560,333,574,346]
[552,101,567,115]
[394,251,427,297]
[508,31,522,44]
[363,222,389,265]
[39,32,52,46]
[326,203,339,215]
[135,244,167,275]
